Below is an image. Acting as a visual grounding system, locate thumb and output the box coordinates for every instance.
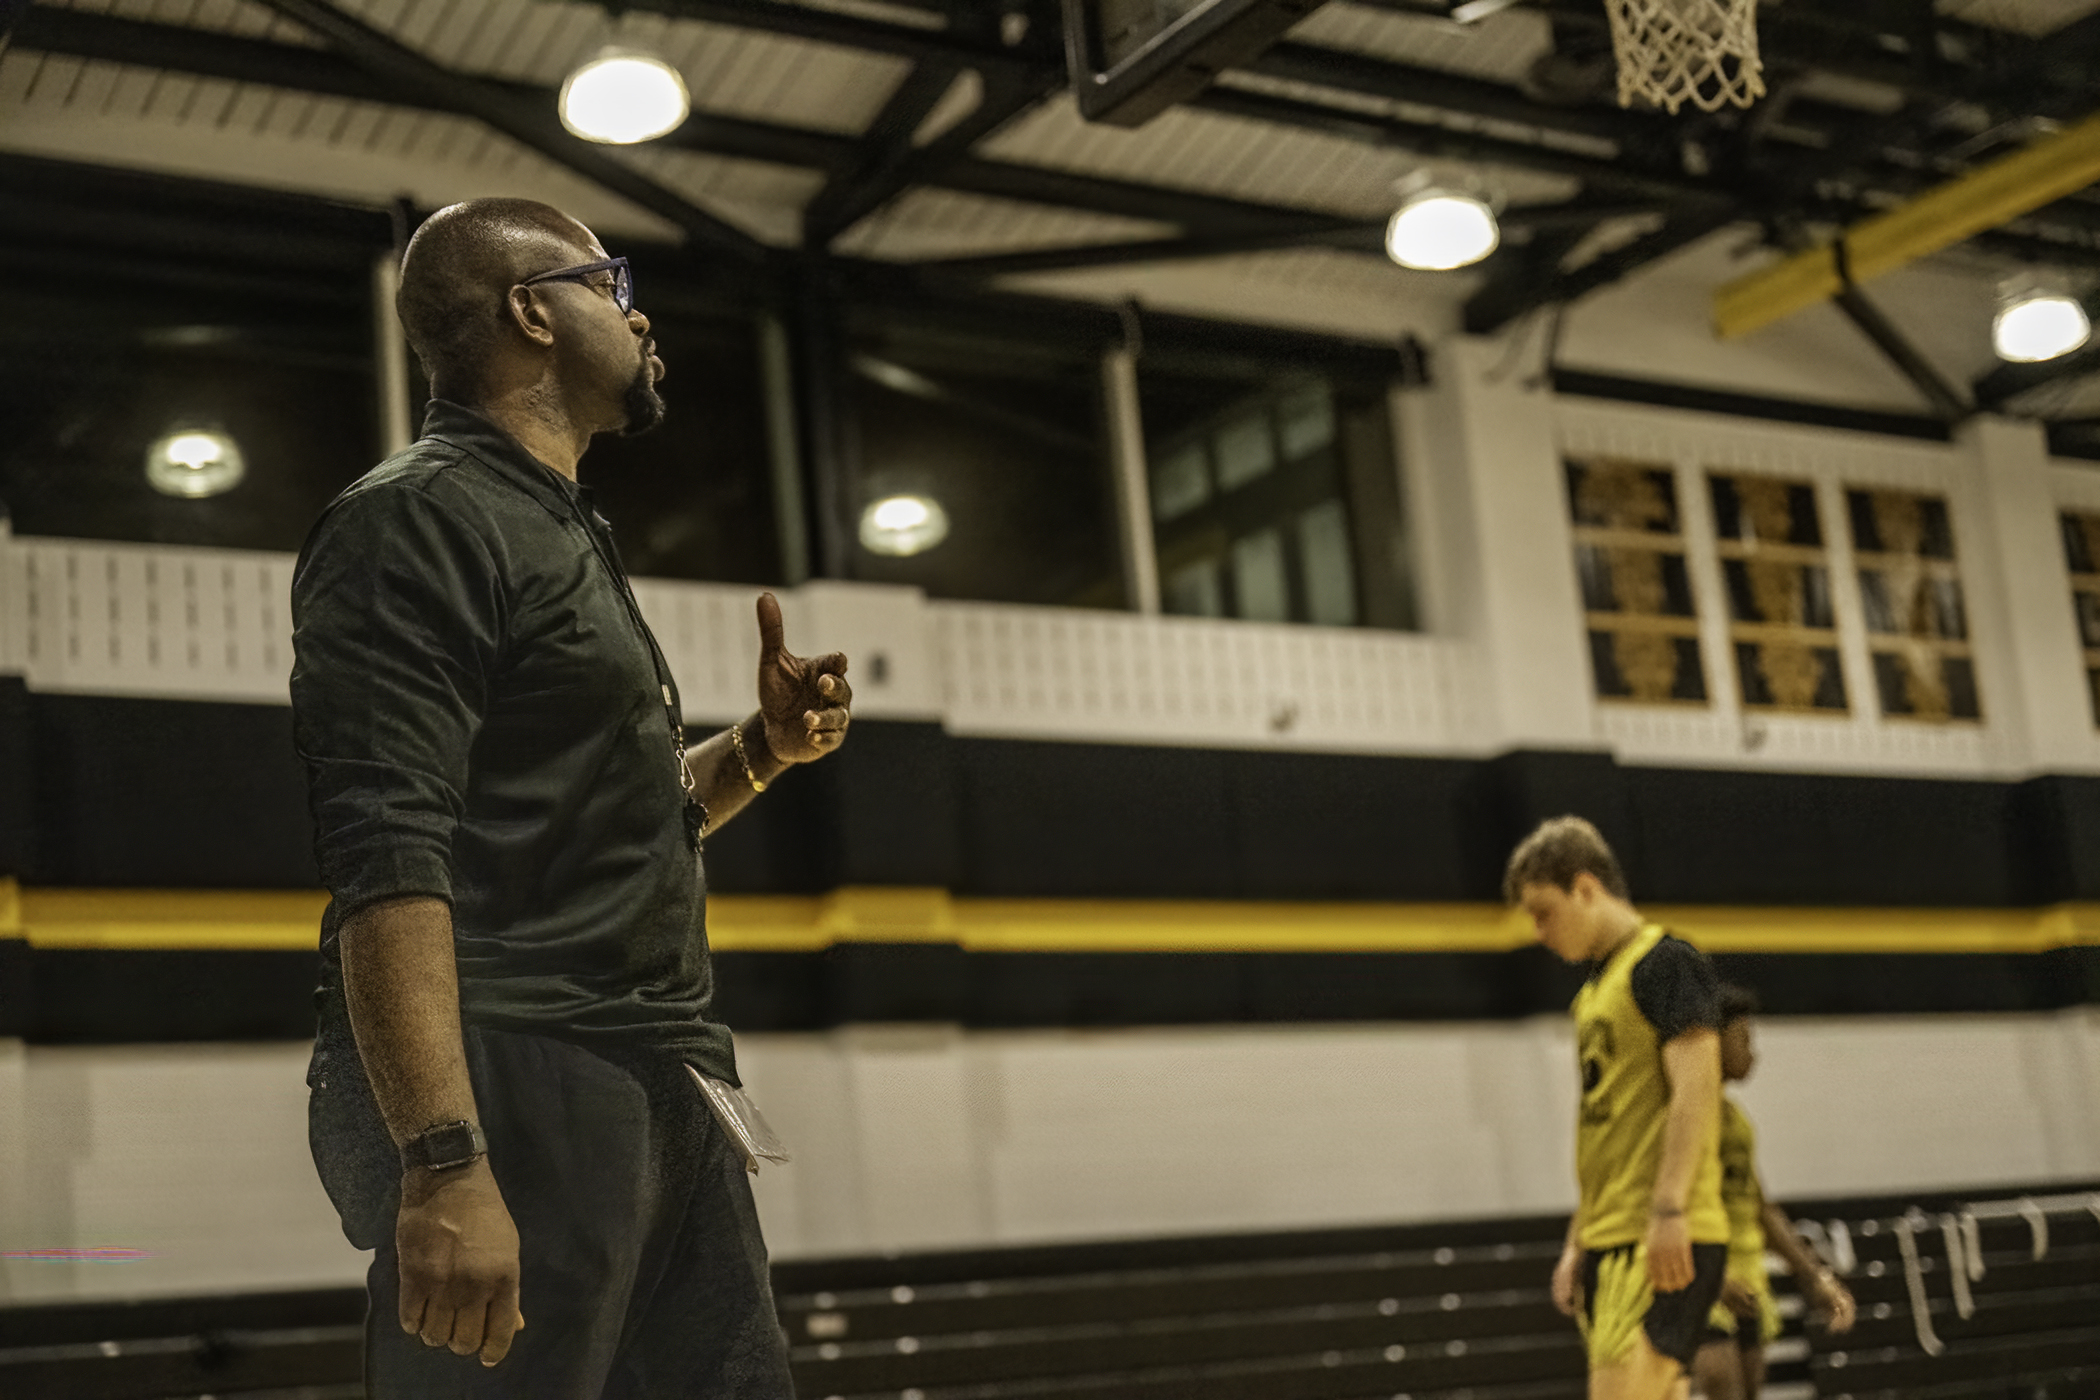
[755,592,786,661]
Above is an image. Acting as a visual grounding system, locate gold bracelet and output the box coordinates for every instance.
[729,721,767,793]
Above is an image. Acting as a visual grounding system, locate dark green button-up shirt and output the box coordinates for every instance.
[291,400,735,1082]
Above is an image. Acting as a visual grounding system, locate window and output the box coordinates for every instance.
[1845,488,1980,722]
[1142,361,1414,630]
[848,322,1121,607]
[1708,472,1846,713]
[581,309,782,583]
[2059,510,2100,724]
[0,288,375,553]
[0,264,784,583]
[1566,456,1706,704]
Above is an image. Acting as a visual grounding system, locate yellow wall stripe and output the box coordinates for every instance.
[2,880,2097,956]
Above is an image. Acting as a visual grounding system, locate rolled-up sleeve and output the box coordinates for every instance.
[291,482,505,919]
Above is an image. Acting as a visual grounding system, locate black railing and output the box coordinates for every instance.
[2,1184,2093,1399]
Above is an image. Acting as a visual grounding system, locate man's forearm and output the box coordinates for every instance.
[684,713,788,835]
[1762,1200,1828,1279]
[340,895,481,1149]
[1654,1033,1721,1212]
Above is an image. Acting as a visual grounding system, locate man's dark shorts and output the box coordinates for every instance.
[1581,1241,1729,1370]
[309,1013,793,1398]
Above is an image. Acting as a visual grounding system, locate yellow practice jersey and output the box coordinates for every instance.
[1719,1094,1767,1281]
[1709,1093,1784,1344]
[1571,923,1729,1250]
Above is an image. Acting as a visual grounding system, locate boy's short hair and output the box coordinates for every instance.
[1718,983,1760,1024]
[1502,815,1630,905]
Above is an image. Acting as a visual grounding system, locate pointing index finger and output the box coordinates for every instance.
[755,592,786,661]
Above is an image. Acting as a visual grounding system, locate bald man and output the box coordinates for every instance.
[293,199,846,1396]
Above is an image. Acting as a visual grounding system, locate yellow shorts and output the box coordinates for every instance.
[1706,1274,1784,1348]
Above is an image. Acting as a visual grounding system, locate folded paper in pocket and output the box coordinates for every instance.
[687,1066,792,1173]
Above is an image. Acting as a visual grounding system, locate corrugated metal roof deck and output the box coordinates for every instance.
[3,0,2096,321]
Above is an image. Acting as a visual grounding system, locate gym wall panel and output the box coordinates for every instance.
[12,695,2100,909]
[4,1012,2095,1304]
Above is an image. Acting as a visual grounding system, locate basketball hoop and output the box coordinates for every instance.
[1604,0,1765,114]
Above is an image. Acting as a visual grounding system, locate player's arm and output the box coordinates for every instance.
[1758,1182,1855,1331]
[1648,1027,1721,1292]
[1552,1208,1585,1315]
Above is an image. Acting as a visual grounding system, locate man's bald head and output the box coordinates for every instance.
[396,198,597,401]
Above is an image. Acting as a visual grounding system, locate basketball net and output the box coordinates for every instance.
[1604,0,1765,114]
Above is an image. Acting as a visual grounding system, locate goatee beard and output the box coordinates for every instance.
[620,363,665,437]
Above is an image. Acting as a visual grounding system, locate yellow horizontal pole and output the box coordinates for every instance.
[1715,108,2100,340]
[3,879,2097,956]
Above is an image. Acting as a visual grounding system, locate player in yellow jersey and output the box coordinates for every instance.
[1691,984,1855,1400]
[1505,816,1729,1400]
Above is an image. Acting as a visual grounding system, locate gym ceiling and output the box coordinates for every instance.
[4,0,2100,425]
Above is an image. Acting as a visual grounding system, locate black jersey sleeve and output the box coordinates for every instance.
[1629,935,1722,1043]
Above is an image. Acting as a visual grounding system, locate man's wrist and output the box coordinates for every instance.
[1650,1202,1686,1218]
[748,713,790,774]
[399,1118,487,1174]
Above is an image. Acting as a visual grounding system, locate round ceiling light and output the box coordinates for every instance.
[144,427,245,499]
[559,51,690,145]
[1385,191,1500,272]
[858,495,950,557]
[1992,293,2091,363]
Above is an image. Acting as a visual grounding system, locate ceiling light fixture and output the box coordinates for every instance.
[559,50,690,145]
[858,495,950,557]
[145,426,245,499]
[1385,190,1500,271]
[1992,292,2091,363]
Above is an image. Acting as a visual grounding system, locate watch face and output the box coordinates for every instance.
[411,1121,483,1169]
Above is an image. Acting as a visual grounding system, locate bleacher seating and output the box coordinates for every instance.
[1,1184,2092,1399]
[1788,1188,2100,1400]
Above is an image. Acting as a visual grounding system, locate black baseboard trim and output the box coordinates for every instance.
[9,943,2096,1042]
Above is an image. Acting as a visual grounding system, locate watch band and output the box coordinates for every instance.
[401,1119,487,1173]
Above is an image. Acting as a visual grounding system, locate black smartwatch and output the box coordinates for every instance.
[401,1120,487,1173]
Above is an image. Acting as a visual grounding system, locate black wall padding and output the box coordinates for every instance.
[11,949,318,1041]
[14,945,2097,1042]
[22,694,317,888]
[0,677,29,876]
[12,694,2100,906]
[1625,766,2029,906]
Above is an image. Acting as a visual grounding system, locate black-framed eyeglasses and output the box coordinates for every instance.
[520,256,633,314]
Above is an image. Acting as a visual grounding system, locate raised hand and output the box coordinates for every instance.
[755,592,851,764]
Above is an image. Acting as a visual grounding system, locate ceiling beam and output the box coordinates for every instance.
[810,64,1063,244]
[1455,5,2100,336]
[1190,86,1730,207]
[912,198,1666,278]
[0,0,32,56]
[803,57,968,245]
[1463,206,1736,334]
[13,7,863,175]
[12,9,1353,245]
[247,0,774,263]
[915,220,1384,277]
[1716,107,2100,339]
[1831,283,1971,421]
[598,0,1055,72]
[803,1,1066,253]
[1248,40,1652,147]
